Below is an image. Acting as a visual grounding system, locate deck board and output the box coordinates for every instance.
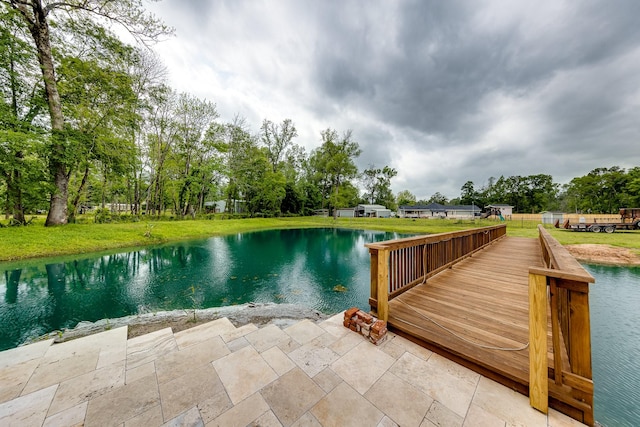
[387,236,544,389]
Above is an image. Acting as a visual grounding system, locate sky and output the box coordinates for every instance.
[145,0,640,201]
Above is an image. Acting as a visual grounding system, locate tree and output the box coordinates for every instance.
[361,165,397,208]
[565,167,629,214]
[169,93,219,217]
[309,129,361,218]
[396,190,416,207]
[260,118,297,173]
[428,192,448,205]
[0,6,46,223]
[460,181,476,205]
[2,0,171,225]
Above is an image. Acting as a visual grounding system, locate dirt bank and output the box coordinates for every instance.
[565,244,640,266]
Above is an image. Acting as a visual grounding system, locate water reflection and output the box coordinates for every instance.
[0,228,405,350]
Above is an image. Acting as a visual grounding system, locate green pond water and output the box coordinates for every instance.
[585,264,640,427]
[0,228,405,351]
[0,229,637,425]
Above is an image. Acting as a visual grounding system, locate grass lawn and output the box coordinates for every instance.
[1,215,638,262]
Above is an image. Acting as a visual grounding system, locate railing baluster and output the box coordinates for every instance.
[367,224,507,319]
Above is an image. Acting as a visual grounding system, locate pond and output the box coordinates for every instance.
[585,264,640,427]
[0,228,405,351]
[0,230,637,426]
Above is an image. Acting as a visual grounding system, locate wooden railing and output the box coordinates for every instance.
[529,225,595,425]
[366,224,506,321]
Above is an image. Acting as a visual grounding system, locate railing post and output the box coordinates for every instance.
[529,272,548,414]
[377,249,390,321]
[369,248,378,311]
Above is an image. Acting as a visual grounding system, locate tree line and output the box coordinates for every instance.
[0,1,399,225]
[397,167,640,215]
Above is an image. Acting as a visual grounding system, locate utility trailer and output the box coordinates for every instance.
[555,208,640,233]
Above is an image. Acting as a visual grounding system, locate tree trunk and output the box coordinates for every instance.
[68,164,90,222]
[10,164,25,224]
[17,0,68,226]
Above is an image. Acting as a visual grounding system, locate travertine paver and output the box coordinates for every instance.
[261,346,296,376]
[311,368,342,393]
[162,405,204,426]
[364,372,433,427]
[84,374,159,427]
[43,401,87,427]
[472,376,546,427]
[22,348,100,395]
[47,359,125,416]
[0,312,588,427]
[125,327,177,370]
[0,384,57,426]
[284,319,326,345]
[208,392,270,427]
[173,317,236,349]
[311,382,384,427]
[245,324,291,352]
[425,401,464,427]
[260,368,325,426]
[390,352,479,417]
[221,323,258,343]
[158,363,225,421]
[288,341,340,377]
[212,345,278,404]
[0,358,41,403]
[331,340,396,394]
[155,336,229,384]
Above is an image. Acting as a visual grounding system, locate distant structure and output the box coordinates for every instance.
[356,204,391,218]
[398,203,481,219]
[484,204,514,219]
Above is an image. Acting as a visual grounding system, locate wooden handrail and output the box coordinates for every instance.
[528,225,594,426]
[367,224,506,321]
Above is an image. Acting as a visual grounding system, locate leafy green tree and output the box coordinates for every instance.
[565,167,629,213]
[361,165,397,209]
[2,0,171,225]
[428,192,448,205]
[166,93,219,218]
[0,6,46,223]
[396,190,416,207]
[309,129,361,218]
[624,167,640,207]
[460,181,476,205]
[260,118,298,173]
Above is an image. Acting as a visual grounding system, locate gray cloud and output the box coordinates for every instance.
[148,0,640,200]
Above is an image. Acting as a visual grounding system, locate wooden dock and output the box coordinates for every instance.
[387,236,538,394]
[366,225,595,425]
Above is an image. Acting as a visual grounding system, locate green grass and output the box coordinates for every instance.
[1,216,638,262]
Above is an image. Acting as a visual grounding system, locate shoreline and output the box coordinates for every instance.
[29,303,329,346]
[565,244,640,266]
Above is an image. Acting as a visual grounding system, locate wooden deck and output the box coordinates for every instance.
[386,236,543,394]
[367,225,594,424]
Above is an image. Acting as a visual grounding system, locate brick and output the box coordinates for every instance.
[349,324,357,332]
[343,319,351,328]
[360,328,370,338]
[371,335,387,346]
[356,311,374,324]
[344,307,359,320]
[371,320,387,334]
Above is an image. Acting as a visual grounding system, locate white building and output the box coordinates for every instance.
[356,204,391,218]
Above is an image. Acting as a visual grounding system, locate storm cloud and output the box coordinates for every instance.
[147,0,640,199]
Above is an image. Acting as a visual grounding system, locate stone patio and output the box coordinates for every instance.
[0,313,586,426]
